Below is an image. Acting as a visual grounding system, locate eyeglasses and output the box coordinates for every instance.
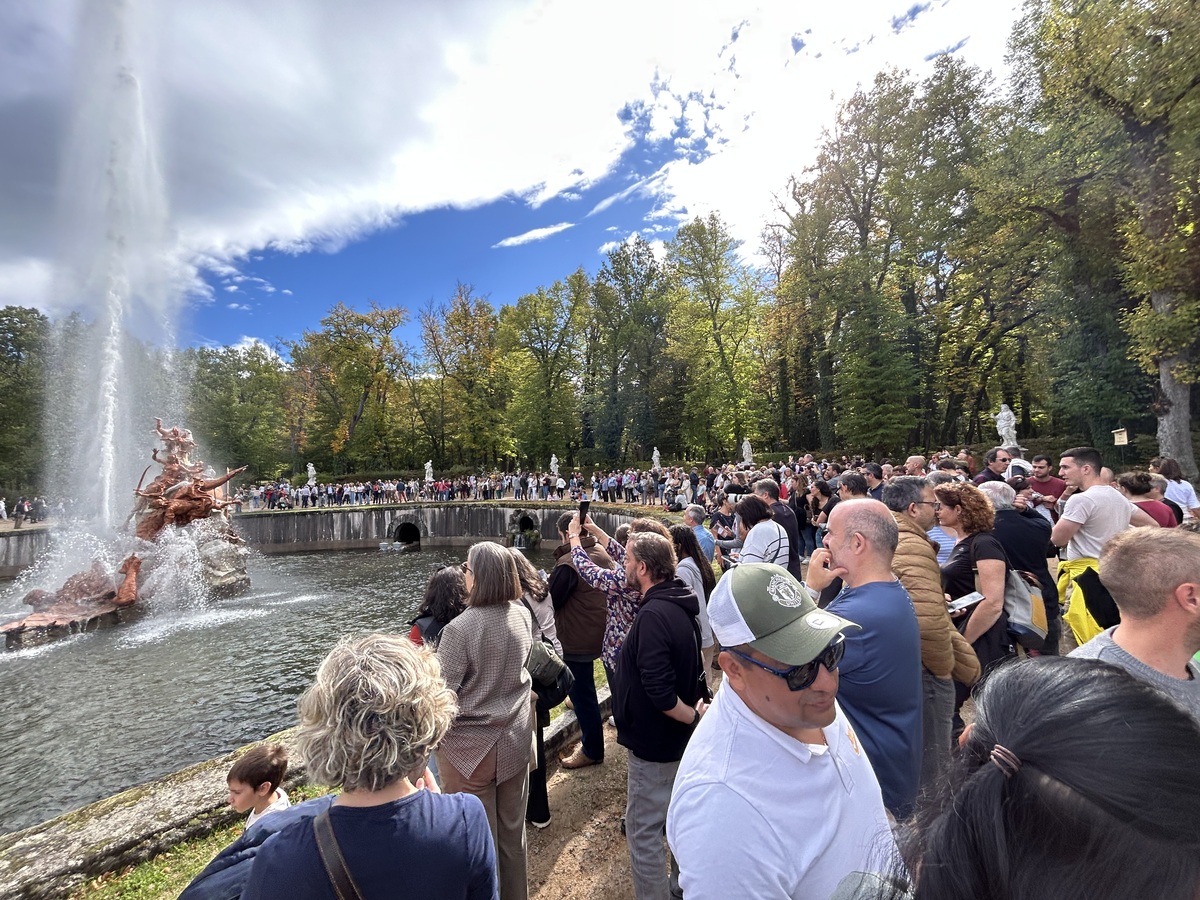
[914,501,942,510]
[723,634,846,691]
[460,563,471,574]
[996,457,1012,464]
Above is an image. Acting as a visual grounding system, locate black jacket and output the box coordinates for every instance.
[992,508,1057,604]
[613,578,703,763]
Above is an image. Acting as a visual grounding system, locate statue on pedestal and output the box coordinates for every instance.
[306,463,317,488]
[550,454,559,478]
[652,447,661,470]
[993,404,1018,448]
[742,438,753,466]
[424,460,434,483]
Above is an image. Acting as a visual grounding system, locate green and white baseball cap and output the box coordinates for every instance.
[709,563,859,666]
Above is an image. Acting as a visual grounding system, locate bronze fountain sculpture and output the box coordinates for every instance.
[1,419,249,648]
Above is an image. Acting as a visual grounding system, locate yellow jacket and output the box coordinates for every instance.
[1059,556,1116,646]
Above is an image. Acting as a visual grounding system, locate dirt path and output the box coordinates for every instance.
[530,721,636,900]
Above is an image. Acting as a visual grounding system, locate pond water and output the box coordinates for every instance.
[0,546,554,834]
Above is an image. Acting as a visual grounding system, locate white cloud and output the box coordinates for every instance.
[0,0,1020,316]
[223,284,239,292]
[492,222,574,249]
[281,289,293,295]
[226,302,251,311]
[230,335,281,359]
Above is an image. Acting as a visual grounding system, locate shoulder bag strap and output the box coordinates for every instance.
[313,807,364,900]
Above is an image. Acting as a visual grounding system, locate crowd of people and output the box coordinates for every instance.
[0,495,52,527]
[183,444,1200,900]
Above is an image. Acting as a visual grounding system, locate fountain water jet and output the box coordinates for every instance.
[0,0,251,645]
[50,0,178,526]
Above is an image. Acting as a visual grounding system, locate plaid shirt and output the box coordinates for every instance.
[437,603,533,783]
[572,538,644,671]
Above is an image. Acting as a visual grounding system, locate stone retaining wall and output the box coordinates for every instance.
[0,529,50,578]
[0,689,610,900]
[233,503,632,553]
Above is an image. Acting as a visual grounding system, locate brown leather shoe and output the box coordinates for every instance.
[559,745,601,769]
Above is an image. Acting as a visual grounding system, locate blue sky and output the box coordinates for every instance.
[204,136,680,349]
[0,0,1022,353]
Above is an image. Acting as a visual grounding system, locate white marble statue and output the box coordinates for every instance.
[424,460,434,482]
[993,404,1018,448]
[741,438,753,466]
[652,447,661,469]
[549,454,560,478]
[306,462,317,487]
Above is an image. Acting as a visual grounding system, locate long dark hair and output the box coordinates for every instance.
[509,547,548,604]
[414,566,467,626]
[668,524,716,600]
[894,657,1200,900]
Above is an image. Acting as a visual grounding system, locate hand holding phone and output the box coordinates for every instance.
[947,590,985,613]
[578,500,590,523]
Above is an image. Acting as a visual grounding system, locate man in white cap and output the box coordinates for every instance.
[666,563,897,900]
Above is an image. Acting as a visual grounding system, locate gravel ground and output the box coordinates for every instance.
[530,720,636,900]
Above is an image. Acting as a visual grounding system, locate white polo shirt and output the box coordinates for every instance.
[667,683,898,900]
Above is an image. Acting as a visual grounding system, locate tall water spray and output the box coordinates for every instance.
[50,0,182,528]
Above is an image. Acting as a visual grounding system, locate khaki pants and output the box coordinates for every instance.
[438,743,529,900]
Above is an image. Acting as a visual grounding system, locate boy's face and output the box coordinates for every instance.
[227,778,267,813]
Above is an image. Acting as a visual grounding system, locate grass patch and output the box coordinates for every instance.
[70,785,329,900]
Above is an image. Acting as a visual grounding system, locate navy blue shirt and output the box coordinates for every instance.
[242,791,497,900]
[827,579,923,818]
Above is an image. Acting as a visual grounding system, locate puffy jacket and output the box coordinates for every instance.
[891,511,980,684]
[551,537,613,658]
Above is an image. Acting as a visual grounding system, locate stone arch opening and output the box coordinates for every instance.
[395,522,422,544]
[517,515,536,533]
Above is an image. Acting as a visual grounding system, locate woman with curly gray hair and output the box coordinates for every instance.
[241,634,497,899]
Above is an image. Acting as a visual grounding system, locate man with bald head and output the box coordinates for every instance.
[904,455,927,476]
[804,499,923,819]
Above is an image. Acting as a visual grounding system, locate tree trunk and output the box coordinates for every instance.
[1156,351,1198,479]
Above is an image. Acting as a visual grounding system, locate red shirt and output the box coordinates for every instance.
[1029,475,1067,520]
[1135,500,1178,528]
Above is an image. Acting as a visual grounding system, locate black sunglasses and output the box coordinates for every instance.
[724,634,846,691]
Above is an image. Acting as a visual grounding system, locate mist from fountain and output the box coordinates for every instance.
[2,0,251,625]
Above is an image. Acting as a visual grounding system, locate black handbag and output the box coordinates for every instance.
[533,650,575,713]
[522,599,575,711]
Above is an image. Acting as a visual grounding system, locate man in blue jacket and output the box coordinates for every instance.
[613,531,707,900]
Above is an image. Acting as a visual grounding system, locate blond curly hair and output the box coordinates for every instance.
[296,634,458,792]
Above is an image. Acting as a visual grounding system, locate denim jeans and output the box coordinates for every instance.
[565,657,604,761]
[799,523,818,558]
[625,753,683,900]
[919,669,955,797]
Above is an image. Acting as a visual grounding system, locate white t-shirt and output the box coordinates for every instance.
[1060,485,1139,560]
[1164,480,1199,519]
[738,521,789,566]
[667,685,897,900]
[675,557,713,648]
[245,788,291,828]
